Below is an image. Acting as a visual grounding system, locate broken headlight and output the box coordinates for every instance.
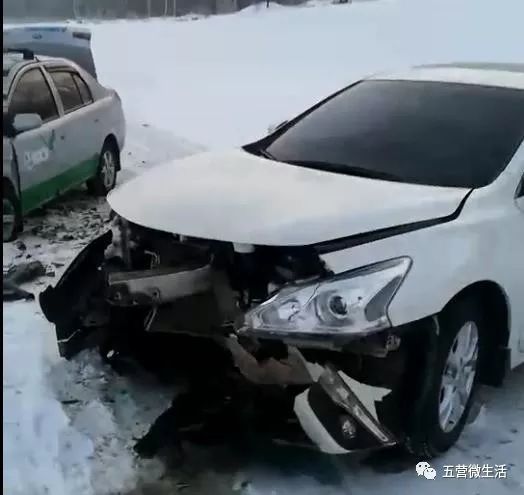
[244,257,411,337]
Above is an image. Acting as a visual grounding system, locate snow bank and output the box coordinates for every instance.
[48,350,172,495]
[3,302,171,495]
[3,303,93,495]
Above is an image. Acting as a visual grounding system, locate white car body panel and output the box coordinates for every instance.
[107,149,468,246]
[108,65,524,371]
[372,67,524,90]
[321,142,524,368]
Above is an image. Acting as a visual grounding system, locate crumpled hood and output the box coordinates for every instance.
[108,149,469,246]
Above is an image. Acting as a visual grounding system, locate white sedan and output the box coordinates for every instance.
[40,62,524,459]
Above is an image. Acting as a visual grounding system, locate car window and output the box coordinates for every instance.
[259,80,524,189]
[72,73,93,104]
[49,70,84,113]
[9,68,58,122]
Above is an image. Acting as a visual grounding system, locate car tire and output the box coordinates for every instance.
[3,182,22,243]
[404,297,483,458]
[87,140,119,196]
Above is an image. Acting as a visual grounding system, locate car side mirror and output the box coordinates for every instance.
[267,120,288,134]
[13,113,43,134]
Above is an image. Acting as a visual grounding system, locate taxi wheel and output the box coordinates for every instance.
[88,141,119,196]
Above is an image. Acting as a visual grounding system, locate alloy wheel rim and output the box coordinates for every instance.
[101,150,116,190]
[3,198,16,241]
[438,320,479,433]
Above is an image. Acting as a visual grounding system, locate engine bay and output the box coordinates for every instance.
[100,216,330,336]
[39,218,420,458]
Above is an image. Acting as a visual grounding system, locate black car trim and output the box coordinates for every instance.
[244,80,363,153]
[313,189,474,254]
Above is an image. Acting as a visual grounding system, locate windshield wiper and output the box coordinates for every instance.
[254,147,277,161]
[283,160,404,182]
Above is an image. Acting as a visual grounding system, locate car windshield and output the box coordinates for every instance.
[255,80,524,188]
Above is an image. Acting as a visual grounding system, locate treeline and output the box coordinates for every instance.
[4,0,309,20]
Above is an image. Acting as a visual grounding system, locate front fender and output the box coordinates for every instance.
[319,208,516,331]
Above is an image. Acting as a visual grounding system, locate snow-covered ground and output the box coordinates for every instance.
[91,0,524,149]
[3,0,524,493]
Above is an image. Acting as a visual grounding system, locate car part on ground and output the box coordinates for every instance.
[3,260,46,301]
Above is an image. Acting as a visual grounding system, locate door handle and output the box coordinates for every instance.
[60,135,65,140]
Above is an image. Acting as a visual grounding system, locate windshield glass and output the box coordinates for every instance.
[258,80,524,188]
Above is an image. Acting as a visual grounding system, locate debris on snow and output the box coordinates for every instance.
[3,260,46,301]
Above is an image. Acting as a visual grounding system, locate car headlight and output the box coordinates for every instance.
[244,257,411,337]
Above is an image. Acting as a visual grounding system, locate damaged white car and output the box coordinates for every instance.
[40,63,524,459]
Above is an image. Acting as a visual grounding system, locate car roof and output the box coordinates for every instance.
[2,52,74,98]
[3,53,32,97]
[3,51,71,66]
[3,52,75,76]
[371,62,524,90]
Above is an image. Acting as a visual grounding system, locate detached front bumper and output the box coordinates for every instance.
[294,365,396,454]
[225,338,399,453]
[39,231,113,358]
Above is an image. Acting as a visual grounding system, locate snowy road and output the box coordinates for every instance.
[3,0,524,493]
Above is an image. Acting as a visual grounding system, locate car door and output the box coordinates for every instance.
[45,67,99,189]
[7,66,63,214]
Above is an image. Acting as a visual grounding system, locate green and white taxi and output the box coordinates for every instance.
[3,26,125,242]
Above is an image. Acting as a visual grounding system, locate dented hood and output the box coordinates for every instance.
[107,149,469,246]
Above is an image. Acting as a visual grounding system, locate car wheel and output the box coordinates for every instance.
[405,297,483,458]
[3,183,22,243]
[87,141,119,196]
